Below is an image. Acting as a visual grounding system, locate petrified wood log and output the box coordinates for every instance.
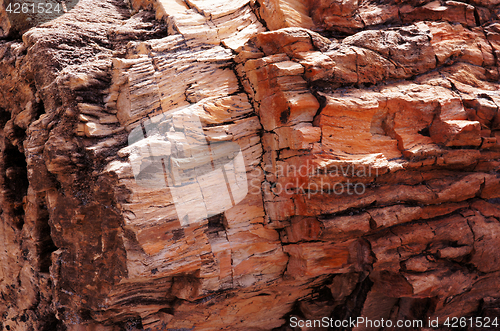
[1,0,500,330]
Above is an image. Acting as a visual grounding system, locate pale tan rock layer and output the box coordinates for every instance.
[1,0,500,330]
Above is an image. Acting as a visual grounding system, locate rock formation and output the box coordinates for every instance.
[1,0,500,330]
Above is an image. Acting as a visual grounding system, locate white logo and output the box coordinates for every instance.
[127,106,248,226]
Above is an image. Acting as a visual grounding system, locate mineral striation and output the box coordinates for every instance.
[1,0,500,330]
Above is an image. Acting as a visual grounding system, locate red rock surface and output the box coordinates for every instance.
[0,0,500,330]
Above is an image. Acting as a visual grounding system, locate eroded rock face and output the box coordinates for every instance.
[1,0,500,330]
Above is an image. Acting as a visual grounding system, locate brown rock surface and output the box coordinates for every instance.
[1,0,500,330]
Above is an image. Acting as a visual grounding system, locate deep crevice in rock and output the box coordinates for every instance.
[35,194,57,273]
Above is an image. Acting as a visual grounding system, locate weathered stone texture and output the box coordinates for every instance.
[1,0,500,330]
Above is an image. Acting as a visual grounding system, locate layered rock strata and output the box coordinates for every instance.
[0,0,500,330]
